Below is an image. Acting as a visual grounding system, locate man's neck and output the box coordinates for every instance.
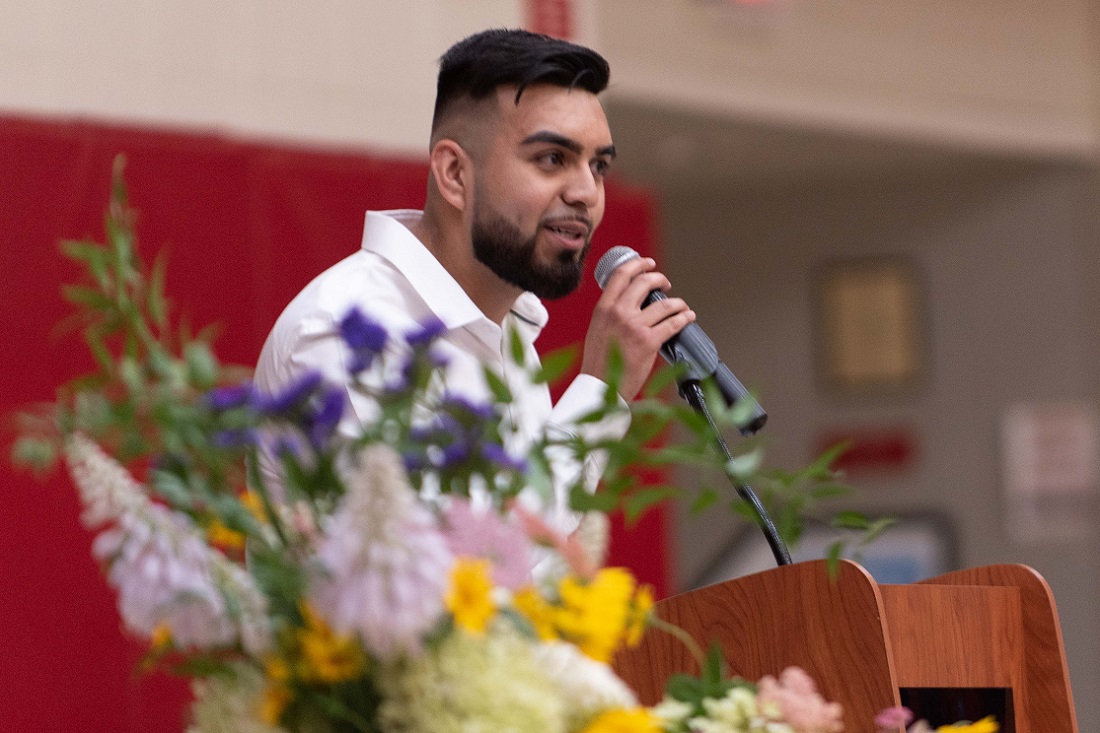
[409,212,521,326]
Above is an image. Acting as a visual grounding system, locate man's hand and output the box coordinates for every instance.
[580,255,696,401]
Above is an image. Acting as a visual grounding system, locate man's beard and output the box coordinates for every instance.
[471,199,589,301]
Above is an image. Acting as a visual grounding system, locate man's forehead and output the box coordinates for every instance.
[491,84,612,145]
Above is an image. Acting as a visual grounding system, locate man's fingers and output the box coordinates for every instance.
[650,307,697,344]
[638,296,691,327]
[599,255,656,300]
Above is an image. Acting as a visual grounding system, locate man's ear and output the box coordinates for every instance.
[429,139,473,212]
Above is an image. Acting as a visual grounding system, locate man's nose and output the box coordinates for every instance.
[562,164,601,209]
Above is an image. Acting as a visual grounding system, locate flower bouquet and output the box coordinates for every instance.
[13,161,992,733]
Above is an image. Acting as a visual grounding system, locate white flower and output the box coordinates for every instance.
[574,511,610,568]
[687,687,761,733]
[67,436,272,653]
[66,433,146,528]
[187,663,288,733]
[532,640,638,730]
[95,507,235,648]
[309,444,453,660]
[650,697,694,728]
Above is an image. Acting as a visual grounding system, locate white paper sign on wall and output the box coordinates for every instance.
[1001,402,1099,542]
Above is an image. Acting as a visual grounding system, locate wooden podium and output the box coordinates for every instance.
[613,561,1077,733]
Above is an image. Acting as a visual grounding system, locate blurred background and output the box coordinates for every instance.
[4,0,1099,729]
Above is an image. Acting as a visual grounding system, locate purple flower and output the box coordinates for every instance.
[212,428,258,449]
[427,348,450,369]
[438,441,470,469]
[339,308,388,374]
[401,451,428,472]
[206,382,256,411]
[306,386,345,449]
[481,443,527,473]
[440,394,494,422]
[405,316,446,348]
[271,435,305,459]
[257,371,323,415]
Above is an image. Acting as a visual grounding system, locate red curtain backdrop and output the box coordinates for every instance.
[0,115,669,732]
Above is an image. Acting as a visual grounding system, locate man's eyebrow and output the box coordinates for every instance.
[521,131,616,159]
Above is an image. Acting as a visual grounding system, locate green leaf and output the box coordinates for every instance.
[808,483,851,500]
[569,484,617,513]
[642,365,681,398]
[603,343,624,396]
[185,341,218,389]
[690,488,719,514]
[859,517,897,545]
[831,510,870,530]
[508,323,526,366]
[623,487,679,524]
[148,249,170,329]
[481,368,514,405]
[10,437,57,473]
[825,541,844,579]
[665,674,705,704]
[62,285,113,310]
[150,469,197,510]
[724,449,763,480]
[531,345,577,385]
[84,326,114,372]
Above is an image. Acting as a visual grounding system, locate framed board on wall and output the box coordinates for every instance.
[815,258,926,393]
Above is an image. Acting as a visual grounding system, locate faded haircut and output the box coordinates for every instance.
[431,28,611,133]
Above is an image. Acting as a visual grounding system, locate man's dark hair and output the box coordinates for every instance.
[432,29,610,132]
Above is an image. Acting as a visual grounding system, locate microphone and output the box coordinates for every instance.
[594,246,767,435]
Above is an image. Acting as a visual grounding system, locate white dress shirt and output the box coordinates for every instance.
[254,210,630,534]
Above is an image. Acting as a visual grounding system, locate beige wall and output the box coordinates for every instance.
[4,2,1096,157]
[595,0,1098,157]
[0,0,520,152]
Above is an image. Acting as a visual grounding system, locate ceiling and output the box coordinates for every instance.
[603,98,1074,192]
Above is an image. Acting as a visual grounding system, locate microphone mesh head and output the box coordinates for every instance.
[593,246,640,289]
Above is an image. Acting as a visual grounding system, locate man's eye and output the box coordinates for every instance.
[592,159,611,177]
[539,151,565,167]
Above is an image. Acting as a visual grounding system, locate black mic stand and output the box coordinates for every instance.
[678,379,792,567]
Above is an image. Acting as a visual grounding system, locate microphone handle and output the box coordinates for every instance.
[644,290,767,435]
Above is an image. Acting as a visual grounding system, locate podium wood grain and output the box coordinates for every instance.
[614,560,900,732]
[612,561,1077,733]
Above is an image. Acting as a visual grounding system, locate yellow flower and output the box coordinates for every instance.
[240,490,268,524]
[446,558,496,635]
[624,584,654,647]
[264,654,290,683]
[259,655,293,724]
[148,622,173,651]
[513,586,558,641]
[938,717,999,733]
[206,518,246,550]
[555,567,636,663]
[258,683,292,725]
[581,707,662,733]
[297,604,365,683]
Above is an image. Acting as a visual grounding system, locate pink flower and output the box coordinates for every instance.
[441,498,534,590]
[756,666,844,733]
[94,508,235,649]
[310,445,453,660]
[513,502,597,580]
[875,706,915,731]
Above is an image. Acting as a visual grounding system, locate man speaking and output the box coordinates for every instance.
[255,29,694,532]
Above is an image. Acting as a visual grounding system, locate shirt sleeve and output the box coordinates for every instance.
[522,373,631,537]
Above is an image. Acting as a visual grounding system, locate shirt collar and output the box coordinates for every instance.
[361,210,548,339]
